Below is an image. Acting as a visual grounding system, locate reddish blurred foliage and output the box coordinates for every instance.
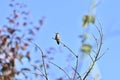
[39,16,46,26]
[0,0,43,80]
[34,26,40,31]
[7,27,16,34]
[26,51,30,61]
[56,77,63,80]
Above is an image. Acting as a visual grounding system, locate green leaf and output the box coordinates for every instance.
[82,14,95,27]
[89,15,95,24]
[84,32,91,39]
[82,15,89,27]
[81,44,92,54]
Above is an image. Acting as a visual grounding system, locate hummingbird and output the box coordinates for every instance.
[55,33,60,45]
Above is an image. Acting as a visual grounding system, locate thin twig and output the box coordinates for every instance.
[97,48,109,61]
[23,70,45,78]
[28,41,48,80]
[49,61,71,80]
[83,22,103,80]
[31,72,44,77]
[92,34,99,49]
[52,37,79,80]
[52,37,77,58]
[83,60,96,80]
[92,49,97,54]
[72,67,82,80]
[60,41,78,58]
[73,56,79,80]
[31,64,46,77]
[88,54,94,63]
[94,20,103,61]
[60,41,79,80]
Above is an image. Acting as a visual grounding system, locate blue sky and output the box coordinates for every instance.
[0,0,120,80]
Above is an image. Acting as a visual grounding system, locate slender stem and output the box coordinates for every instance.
[60,41,78,58]
[49,61,71,80]
[83,24,103,80]
[92,34,99,49]
[31,64,46,77]
[88,54,94,63]
[53,37,79,80]
[97,48,109,61]
[73,56,79,80]
[52,37,77,57]
[59,40,79,80]
[83,60,96,80]
[29,41,48,80]
[72,67,82,80]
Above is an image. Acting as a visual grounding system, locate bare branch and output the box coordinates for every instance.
[27,40,48,80]
[31,64,46,77]
[61,41,78,58]
[97,48,109,61]
[73,56,79,80]
[83,21,103,80]
[49,61,71,80]
[92,34,99,49]
[88,54,94,63]
[53,36,79,80]
[72,67,82,80]
[52,37,78,58]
